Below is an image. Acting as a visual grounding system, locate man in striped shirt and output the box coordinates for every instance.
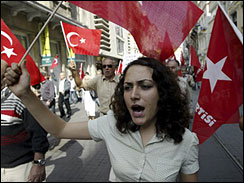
[1,60,49,182]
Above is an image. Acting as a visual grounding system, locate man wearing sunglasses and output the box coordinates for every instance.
[68,57,120,116]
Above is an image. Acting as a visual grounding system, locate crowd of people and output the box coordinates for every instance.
[1,55,242,182]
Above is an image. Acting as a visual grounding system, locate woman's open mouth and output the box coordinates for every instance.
[131,105,145,117]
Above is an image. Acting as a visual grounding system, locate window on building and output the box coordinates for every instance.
[115,26,123,38]
[115,26,124,54]
[116,37,124,54]
[231,11,237,26]
[50,41,59,57]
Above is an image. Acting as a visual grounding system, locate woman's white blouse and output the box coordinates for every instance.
[88,110,199,182]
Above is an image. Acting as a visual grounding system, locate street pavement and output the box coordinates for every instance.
[45,88,243,182]
[45,101,111,182]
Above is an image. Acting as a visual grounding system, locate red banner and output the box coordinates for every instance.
[61,21,101,56]
[116,60,123,75]
[194,67,204,82]
[1,19,45,86]
[68,1,203,62]
[190,45,203,82]
[192,6,243,144]
[180,51,185,66]
[190,45,201,68]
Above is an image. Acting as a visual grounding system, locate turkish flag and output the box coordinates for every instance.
[190,45,201,68]
[190,45,203,82]
[1,19,45,86]
[50,55,59,69]
[61,21,101,56]
[180,51,185,66]
[68,1,203,62]
[192,6,243,144]
[79,63,85,80]
[116,60,123,75]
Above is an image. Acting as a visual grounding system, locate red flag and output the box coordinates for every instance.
[61,21,101,56]
[115,60,123,75]
[192,6,243,144]
[117,60,123,75]
[180,51,185,66]
[190,45,201,68]
[1,19,45,86]
[178,71,183,77]
[68,1,203,62]
[161,32,176,62]
[190,45,203,82]
[79,63,85,80]
[194,67,204,82]
[50,55,59,69]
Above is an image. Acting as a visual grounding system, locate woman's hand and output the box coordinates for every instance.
[3,60,31,98]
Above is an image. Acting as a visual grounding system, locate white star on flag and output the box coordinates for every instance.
[203,56,232,93]
[80,38,86,44]
[1,46,17,58]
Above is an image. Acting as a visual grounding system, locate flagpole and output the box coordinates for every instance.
[60,21,72,59]
[18,1,63,66]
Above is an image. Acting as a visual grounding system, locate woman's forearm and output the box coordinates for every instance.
[20,88,91,140]
[21,89,67,137]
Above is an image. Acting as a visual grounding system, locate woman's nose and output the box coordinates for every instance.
[130,86,140,100]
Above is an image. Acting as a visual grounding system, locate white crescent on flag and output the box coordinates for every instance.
[1,30,13,45]
[54,58,58,64]
[67,32,80,47]
[1,30,17,58]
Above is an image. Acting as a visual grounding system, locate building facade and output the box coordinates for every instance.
[1,1,140,78]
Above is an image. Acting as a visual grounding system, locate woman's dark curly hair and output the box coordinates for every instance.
[110,57,190,144]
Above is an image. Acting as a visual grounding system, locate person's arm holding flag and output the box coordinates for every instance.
[68,60,83,89]
[4,61,91,140]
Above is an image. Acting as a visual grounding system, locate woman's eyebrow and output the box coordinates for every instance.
[124,79,154,84]
[138,79,153,83]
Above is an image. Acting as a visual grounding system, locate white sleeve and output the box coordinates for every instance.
[181,132,199,174]
[88,111,115,142]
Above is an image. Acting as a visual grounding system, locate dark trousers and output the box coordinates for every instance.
[58,93,71,117]
[42,99,56,114]
[69,91,78,104]
[49,99,56,114]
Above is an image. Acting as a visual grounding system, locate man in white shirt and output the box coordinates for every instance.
[68,75,78,104]
[58,72,71,118]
